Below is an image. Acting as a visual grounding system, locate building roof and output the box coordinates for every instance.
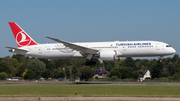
[99,67,110,75]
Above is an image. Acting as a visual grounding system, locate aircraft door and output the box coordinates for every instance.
[123,46,128,51]
[156,44,160,50]
[161,45,165,53]
[39,47,43,53]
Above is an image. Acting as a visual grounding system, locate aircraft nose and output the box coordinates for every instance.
[166,47,176,55]
[172,48,176,53]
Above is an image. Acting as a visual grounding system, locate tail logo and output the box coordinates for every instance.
[16,31,31,47]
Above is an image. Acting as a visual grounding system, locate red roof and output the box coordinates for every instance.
[98,72,104,74]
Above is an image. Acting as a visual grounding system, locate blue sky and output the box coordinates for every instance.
[0,0,180,59]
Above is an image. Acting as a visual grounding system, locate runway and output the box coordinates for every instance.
[1,82,180,85]
[0,82,180,100]
[0,97,180,101]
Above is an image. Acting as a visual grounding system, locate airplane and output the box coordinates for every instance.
[6,22,176,61]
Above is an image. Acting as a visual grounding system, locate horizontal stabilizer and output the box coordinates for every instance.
[4,46,28,52]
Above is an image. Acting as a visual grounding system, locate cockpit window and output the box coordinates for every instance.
[166,45,171,47]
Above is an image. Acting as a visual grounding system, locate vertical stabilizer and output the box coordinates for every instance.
[8,22,38,47]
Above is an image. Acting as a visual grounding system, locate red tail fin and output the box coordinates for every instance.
[8,22,38,47]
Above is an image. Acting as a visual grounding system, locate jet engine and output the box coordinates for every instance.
[98,50,121,61]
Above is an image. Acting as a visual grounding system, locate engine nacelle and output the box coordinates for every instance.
[99,50,121,61]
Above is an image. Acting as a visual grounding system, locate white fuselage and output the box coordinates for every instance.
[7,22,176,61]
[14,40,176,60]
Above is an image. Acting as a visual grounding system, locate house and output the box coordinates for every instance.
[94,67,110,79]
[139,70,151,81]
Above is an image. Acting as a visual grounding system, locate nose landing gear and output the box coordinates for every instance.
[158,56,164,62]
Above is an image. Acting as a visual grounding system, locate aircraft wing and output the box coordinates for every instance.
[5,46,28,52]
[45,36,99,59]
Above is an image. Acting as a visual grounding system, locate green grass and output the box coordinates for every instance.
[0,85,180,97]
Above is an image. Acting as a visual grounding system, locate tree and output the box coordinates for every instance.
[41,69,51,80]
[51,59,74,69]
[103,61,114,71]
[17,62,28,77]
[103,61,114,67]
[175,58,180,75]
[72,65,78,79]
[0,59,13,74]
[50,59,63,69]
[118,67,133,79]
[11,58,20,68]
[24,70,35,80]
[79,67,95,81]
[140,65,148,70]
[72,59,86,68]
[0,72,7,80]
[0,58,3,62]
[3,56,20,68]
[51,69,58,78]
[114,60,126,68]
[27,59,46,79]
[173,74,179,80]
[110,67,133,79]
[110,69,121,78]
[57,70,66,78]
[12,68,17,77]
[161,72,168,77]
[12,54,28,63]
[111,76,118,81]
[147,59,157,70]
[172,54,179,64]
[136,59,149,67]
[39,58,55,70]
[22,69,28,77]
[151,60,164,78]
[167,62,175,76]
[0,57,21,76]
[124,57,138,70]
[85,58,101,68]
[132,71,139,79]
[105,63,113,71]
[163,57,173,68]
[65,69,70,79]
